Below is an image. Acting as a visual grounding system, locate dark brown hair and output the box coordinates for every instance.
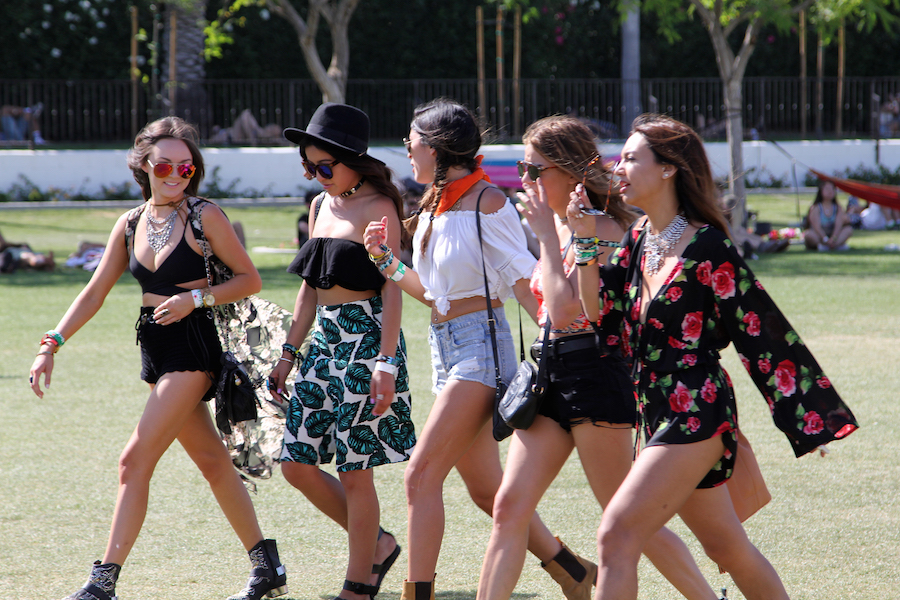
[630,114,729,233]
[300,141,405,224]
[407,98,482,254]
[523,115,636,231]
[127,116,205,201]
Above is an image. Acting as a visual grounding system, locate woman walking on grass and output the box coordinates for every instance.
[363,99,596,600]
[571,113,859,600]
[477,115,723,600]
[267,103,414,600]
[28,116,287,600]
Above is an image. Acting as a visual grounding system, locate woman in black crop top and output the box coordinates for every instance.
[28,117,287,600]
[270,103,415,600]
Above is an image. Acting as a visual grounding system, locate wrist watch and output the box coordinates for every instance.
[202,288,216,308]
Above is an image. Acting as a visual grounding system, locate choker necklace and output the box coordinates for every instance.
[340,177,366,197]
[146,197,186,254]
[643,213,688,275]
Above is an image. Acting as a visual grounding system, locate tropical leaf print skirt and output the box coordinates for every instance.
[279,296,416,472]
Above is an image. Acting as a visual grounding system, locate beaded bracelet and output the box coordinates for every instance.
[44,330,65,347]
[377,252,395,273]
[368,244,391,263]
[282,343,299,358]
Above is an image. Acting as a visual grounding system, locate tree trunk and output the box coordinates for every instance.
[269,0,359,105]
[724,77,747,230]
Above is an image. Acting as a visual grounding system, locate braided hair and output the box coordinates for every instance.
[405,99,482,255]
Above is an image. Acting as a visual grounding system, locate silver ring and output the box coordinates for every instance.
[376,394,385,400]
[160,308,170,316]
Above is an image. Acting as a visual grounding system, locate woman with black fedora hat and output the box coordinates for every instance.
[269,103,415,600]
[363,98,597,600]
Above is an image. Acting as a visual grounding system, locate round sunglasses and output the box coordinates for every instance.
[148,160,196,179]
[303,160,341,179]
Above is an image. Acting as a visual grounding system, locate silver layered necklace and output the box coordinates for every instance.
[643,213,688,275]
[146,198,185,254]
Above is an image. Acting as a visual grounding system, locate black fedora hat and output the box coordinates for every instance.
[284,103,373,156]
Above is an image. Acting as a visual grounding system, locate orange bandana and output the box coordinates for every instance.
[433,164,492,217]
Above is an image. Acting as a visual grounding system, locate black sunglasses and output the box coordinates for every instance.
[303,160,341,179]
[517,160,558,181]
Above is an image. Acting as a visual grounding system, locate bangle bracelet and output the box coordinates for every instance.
[37,350,54,356]
[576,257,599,266]
[278,357,295,365]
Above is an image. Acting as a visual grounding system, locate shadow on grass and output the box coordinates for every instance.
[750,247,900,278]
[298,592,537,600]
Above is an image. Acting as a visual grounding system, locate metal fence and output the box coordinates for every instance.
[3,76,900,145]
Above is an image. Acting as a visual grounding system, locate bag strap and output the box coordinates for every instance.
[474,187,505,397]
[197,204,231,353]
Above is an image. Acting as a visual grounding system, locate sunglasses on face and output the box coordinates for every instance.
[517,160,558,181]
[403,138,413,152]
[303,160,341,179]
[148,160,196,179]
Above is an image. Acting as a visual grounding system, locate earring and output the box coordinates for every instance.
[663,173,670,179]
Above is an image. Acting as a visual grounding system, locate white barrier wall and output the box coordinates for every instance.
[3,139,900,197]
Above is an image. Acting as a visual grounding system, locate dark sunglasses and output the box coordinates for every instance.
[403,137,413,152]
[517,160,558,181]
[148,160,196,179]
[303,160,341,179]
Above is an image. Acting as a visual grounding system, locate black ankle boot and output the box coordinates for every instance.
[228,539,288,600]
[63,560,121,600]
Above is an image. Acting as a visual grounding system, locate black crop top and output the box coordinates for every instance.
[129,228,207,296]
[287,237,385,291]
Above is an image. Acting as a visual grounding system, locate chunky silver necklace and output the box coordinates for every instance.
[643,213,688,275]
[146,198,185,254]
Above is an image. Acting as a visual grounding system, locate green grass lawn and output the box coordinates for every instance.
[1,198,899,599]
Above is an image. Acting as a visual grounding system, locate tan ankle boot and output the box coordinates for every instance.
[541,538,597,600]
[400,576,436,600]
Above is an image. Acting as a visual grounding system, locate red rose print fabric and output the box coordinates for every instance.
[597,222,858,488]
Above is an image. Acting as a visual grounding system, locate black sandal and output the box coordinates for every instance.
[336,579,380,600]
[372,529,402,595]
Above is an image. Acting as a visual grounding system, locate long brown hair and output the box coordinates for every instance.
[128,116,205,201]
[523,115,636,231]
[406,98,482,255]
[630,114,729,234]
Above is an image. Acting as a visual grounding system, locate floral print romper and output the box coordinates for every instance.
[597,222,858,488]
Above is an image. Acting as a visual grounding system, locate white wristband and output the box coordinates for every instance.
[374,361,398,376]
[191,289,204,308]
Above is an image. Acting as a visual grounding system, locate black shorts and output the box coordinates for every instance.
[537,332,636,432]
[136,307,221,401]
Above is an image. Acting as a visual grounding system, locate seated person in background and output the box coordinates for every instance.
[861,203,887,230]
[884,206,900,230]
[845,196,863,229]
[721,194,789,258]
[1,103,45,143]
[803,180,852,251]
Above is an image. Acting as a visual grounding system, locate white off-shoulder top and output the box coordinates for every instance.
[412,200,537,315]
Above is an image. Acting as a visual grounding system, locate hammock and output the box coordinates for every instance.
[811,169,900,211]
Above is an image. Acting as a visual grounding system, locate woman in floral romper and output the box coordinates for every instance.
[570,114,859,600]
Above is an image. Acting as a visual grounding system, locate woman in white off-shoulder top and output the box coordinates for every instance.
[364,99,597,600]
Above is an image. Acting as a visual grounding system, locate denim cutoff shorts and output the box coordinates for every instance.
[428,306,516,394]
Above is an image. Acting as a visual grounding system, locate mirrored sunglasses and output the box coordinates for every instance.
[148,160,196,179]
[303,160,341,179]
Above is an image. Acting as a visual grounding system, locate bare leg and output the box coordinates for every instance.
[405,380,495,581]
[338,468,381,600]
[680,487,788,600]
[103,372,215,564]
[477,416,574,600]
[594,438,726,600]
[177,400,263,550]
[573,425,718,600]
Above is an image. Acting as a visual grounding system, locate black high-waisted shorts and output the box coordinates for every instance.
[537,332,636,432]
[135,306,221,401]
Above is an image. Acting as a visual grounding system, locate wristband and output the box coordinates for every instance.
[191,289,204,309]
[282,343,299,358]
[376,354,400,366]
[388,260,406,282]
[377,253,395,273]
[374,361,398,376]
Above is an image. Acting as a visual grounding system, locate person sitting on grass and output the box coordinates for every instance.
[803,180,853,251]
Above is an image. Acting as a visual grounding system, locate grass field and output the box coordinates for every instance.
[1,196,899,599]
